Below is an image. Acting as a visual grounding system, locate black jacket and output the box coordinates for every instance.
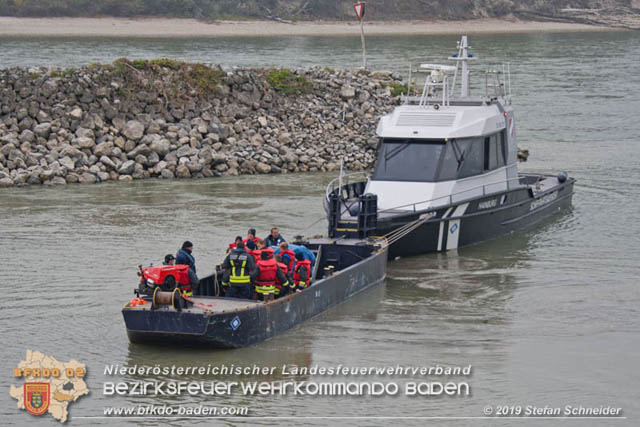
[222,249,257,285]
[176,248,196,273]
[265,234,285,247]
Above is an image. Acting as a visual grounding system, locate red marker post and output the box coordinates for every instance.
[353,2,367,69]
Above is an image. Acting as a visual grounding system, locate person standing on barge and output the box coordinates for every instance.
[222,241,257,300]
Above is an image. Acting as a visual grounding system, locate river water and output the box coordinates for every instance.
[1,31,639,425]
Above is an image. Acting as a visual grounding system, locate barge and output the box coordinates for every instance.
[123,237,387,348]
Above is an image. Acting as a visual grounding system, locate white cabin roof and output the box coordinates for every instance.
[376,103,507,140]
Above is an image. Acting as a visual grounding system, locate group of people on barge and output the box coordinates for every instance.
[164,227,313,301]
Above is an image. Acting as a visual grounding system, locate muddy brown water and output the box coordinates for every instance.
[1,31,639,425]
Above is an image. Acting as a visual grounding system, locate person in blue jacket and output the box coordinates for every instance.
[176,241,199,287]
[265,227,286,247]
[176,241,196,270]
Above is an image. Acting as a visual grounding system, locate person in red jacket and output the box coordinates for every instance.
[252,240,275,261]
[292,251,312,291]
[243,228,260,251]
[279,242,296,272]
[255,251,288,301]
[274,254,291,298]
[227,235,243,253]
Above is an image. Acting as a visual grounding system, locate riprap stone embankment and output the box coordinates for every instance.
[0,61,403,187]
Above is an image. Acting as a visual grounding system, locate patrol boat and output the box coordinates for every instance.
[325,35,575,259]
[122,235,387,348]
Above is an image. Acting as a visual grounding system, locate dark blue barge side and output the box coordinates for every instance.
[122,237,387,348]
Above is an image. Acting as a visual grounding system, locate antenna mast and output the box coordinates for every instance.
[449,35,476,98]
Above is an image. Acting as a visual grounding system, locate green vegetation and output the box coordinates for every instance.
[106,58,225,100]
[49,68,76,78]
[150,58,181,70]
[131,59,147,70]
[382,81,408,97]
[266,68,311,95]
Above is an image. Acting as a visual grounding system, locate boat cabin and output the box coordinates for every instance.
[365,36,520,212]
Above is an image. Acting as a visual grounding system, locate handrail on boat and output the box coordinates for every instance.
[327,174,528,214]
[325,171,370,200]
[378,176,525,213]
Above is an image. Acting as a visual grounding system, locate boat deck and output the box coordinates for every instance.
[125,296,261,314]
[521,174,561,195]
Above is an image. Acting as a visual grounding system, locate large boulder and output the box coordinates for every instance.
[340,85,356,99]
[147,151,160,167]
[255,162,271,174]
[79,172,97,184]
[150,139,171,157]
[49,176,67,185]
[75,137,95,150]
[94,141,114,157]
[33,122,52,138]
[59,156,76,171]
[176,145,197,158]
[175,164,191,178]
[19,129,35,143]
[128,144,151,158]
[100,155,117,170]
[160,169,174,179]
[118,160,136,175]
[76,127,94,139]
[370,70,393,80]
[69,107,83,120]
[122,120,145,141]
[278,132,292,145]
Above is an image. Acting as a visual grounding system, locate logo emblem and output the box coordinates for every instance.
[449,223,458,234]
[24,383,50,416]
[230,316,241,330]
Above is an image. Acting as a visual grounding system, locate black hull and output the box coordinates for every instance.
[376,178,575,259]
[124,240,387,348]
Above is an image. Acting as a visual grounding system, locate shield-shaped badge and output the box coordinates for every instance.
[24,383,50,416]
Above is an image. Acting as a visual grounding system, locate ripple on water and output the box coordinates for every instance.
[1,32,640,423]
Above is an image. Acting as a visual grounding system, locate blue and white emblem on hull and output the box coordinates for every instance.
[230,316,241,330]
[437,203,470,251]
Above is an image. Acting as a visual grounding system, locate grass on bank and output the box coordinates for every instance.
[109,58,226,98]
[382,81,409,97]
[266,68,312,95]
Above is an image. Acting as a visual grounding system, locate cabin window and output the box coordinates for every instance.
[484,132,506,171]
[500,131,508,164]
[371,139,445,182]
[457,137,484,178]
[437,142,460,181]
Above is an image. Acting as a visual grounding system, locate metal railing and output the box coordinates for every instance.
[326,174,526,214]
[325,171,369,201]
[378,177,525,213]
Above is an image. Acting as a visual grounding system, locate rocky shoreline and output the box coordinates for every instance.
[0,61,404,188]
[0,61,529,189]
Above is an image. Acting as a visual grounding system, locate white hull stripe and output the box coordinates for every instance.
[437,222,445,251]
[451,203,470,219]
[437,207,454,251]
[446,203,470,251]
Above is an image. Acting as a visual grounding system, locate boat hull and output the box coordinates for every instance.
[377,178,574,259]
[124,241,387,348]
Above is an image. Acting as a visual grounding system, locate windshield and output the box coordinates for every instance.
[372,139,445,182]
